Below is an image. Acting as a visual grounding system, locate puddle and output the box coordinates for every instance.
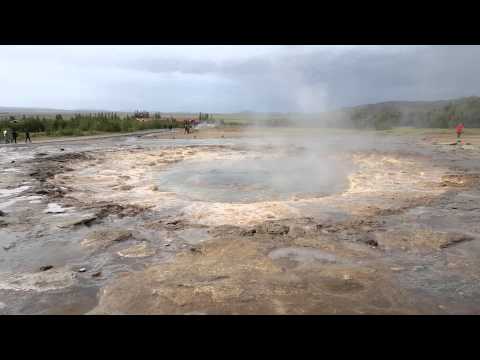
[269,247,338,264]
[175,227,211,245]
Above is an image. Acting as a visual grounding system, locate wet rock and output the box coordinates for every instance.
[2,242,16,251]
[164,219,188,231]
[209,225,242,237]
[269,247,337,264]
[44,203,66,214]
[95,204,147,219]
[0,268,74,292]
[289,226,306,238]
[57,214,98,228]
[413,265,427,272]
[190,246,202,254]
[0,210,6,217]
[239,228,256,237]
[117,243,155,258]
[39,265,54,272]
[264,222,290,235]
[440,233,475,249]
[357,234,378,247]
[82,229,133,249]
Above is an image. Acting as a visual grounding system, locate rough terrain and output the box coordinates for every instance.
[1,127,480,314]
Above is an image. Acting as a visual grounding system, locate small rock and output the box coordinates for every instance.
[413,265,426,272]
[240,228,256,236]
[390,267,405,272]
[264,222,290,235]
[164,243,171,247]
[78,267,87,273]
[190,246,202,254]
[60,148,65,151]
[0,210,6,217]
[44,203,66,214]
[150,185,159,191]
[343,274,351,281]
[91,271,102,278]
[2,242,16,251]
[57,214,97,228]
[10,160,15,164]
[39,265,54,272]
[357,234,378,247]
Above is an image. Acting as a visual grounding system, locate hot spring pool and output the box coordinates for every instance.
[156,154,352,203]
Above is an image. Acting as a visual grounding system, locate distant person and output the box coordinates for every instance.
[456,123,464,141]
[11,129,17,144]
[25,130,32,143]
[184,120,189,134]
[2,129,7,143]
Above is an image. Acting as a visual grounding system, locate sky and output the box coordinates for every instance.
[1,45,480,113]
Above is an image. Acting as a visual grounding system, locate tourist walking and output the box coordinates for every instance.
[456,123,464,141]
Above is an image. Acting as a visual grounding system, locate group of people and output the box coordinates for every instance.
[2,129,31,144]
[183,119,198,134]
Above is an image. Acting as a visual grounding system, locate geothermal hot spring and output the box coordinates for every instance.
[155,152,352,203]
[4,131,478,315]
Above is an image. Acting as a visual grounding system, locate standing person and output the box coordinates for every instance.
[11,128,17,144]
[2,129,7,144]
[456,123,465,142]
[25,130,32,143]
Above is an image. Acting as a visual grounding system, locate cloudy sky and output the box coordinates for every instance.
[1,45,479,113]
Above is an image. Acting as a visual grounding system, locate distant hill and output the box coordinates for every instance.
[310,96,480,129]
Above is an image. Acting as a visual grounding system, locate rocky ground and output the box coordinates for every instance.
[1,127,480,314]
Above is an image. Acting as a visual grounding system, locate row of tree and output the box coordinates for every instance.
[0,113,183,136]
[345,97,480,129]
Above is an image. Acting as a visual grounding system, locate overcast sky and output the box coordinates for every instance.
[1,45,479,113]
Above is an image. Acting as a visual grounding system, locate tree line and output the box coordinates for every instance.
[0,113,183,137]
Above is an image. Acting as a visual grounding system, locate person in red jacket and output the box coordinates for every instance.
[456,123,465,140]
